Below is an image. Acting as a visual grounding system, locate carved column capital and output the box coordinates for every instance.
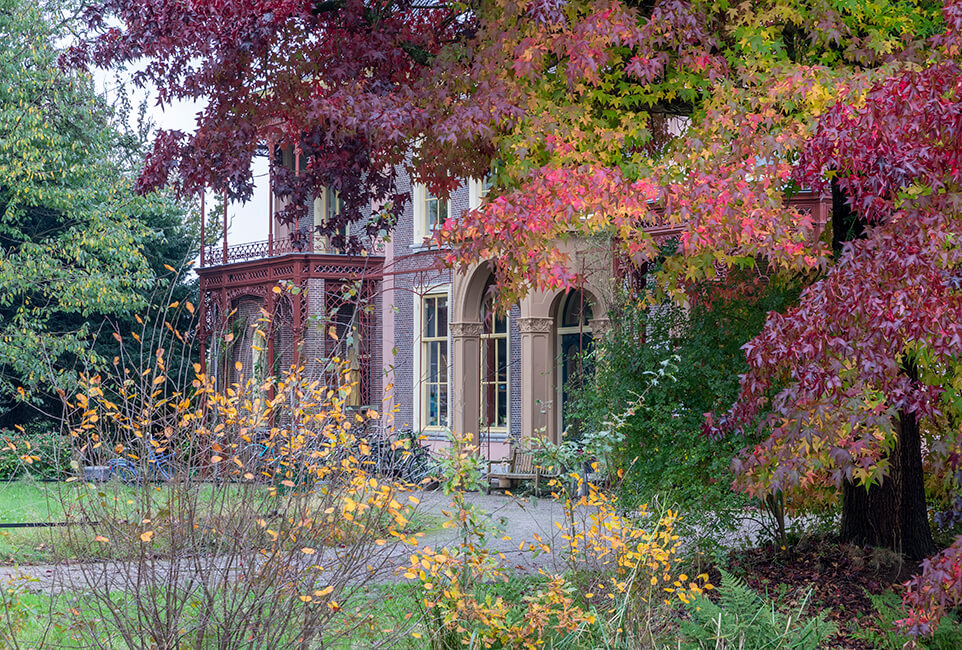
[450,321,483,338]
[518,317,554,334]
[588,318,610,335]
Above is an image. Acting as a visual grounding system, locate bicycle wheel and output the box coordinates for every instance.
[403,447,440,488]
[108,459,140,485]
[152,454,174,482]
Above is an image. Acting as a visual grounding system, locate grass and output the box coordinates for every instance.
[3,583,434,649]
[2,577,554,649]
[0,480,84,564]
[0,479,443,565]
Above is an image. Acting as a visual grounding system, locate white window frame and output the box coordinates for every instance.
[412,183,452,244]
[479,308,509,435]
[413,286,451,435]
[468,176,493,211]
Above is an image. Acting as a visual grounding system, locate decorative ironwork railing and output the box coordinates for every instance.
[203,237,304,266]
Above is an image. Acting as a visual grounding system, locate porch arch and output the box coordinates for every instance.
[518,284,609,443]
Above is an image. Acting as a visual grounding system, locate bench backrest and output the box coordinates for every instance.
[511,449,536,474]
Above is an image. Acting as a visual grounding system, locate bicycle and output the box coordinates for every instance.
[108,445,174,484]
[367,428,440,488]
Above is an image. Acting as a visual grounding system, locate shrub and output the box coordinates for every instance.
[404,432,599,649]
[45,303,422,648]
[0,422,71,480]
[564,266,805,526]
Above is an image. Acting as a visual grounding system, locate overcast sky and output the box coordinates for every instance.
[94,70,269,248]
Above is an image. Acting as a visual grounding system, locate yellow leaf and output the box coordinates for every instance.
[95,535,109,543]
[140,530,154,543]
[301,547,315,555]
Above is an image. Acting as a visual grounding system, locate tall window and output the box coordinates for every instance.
[313,187,347,252]
[480,294,508,432]
[425,190,447,231]
[422,294,449,428]
[414,184,450,242]
[469,176,494,210]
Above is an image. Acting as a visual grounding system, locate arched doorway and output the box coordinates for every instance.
[556,290,593,438]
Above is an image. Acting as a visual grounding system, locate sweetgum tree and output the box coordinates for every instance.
[73,0,962,566]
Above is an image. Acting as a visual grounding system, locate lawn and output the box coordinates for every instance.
[0,480,92,564]
[3,575,556,649]
[0,479,441,565]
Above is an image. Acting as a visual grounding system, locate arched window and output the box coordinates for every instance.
[480,292,508,432]
[560,290,593,328]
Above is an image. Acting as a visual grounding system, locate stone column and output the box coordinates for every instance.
[518,317,556,443]
[450,322,482,444]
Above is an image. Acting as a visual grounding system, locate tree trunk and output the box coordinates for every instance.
[839,407,936,561]
[831,184,934,561]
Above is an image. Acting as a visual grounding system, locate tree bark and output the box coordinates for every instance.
[839,408,936,561]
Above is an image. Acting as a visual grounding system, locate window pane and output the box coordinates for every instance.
[482,340,493,381]
[439,385,448,425]
[425,298,436,338]
[428,341,438,379]
[427,385,439,426]
[561,290,594,327]
[497,339,507,381]
[437,297,448,336]
[482,384,494,426]
[438,342,448,383]
[497,386,507,427]
[481,175,493,197]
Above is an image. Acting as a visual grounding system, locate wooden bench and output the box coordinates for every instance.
[484,448,557,494]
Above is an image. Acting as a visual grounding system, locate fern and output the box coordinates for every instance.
[853,591,962,650]
[679,570,838,650]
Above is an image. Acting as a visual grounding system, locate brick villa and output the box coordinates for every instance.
[197,151,830,460]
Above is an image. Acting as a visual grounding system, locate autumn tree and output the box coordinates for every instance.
[0,0,194,422]
[71,0,962,563]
